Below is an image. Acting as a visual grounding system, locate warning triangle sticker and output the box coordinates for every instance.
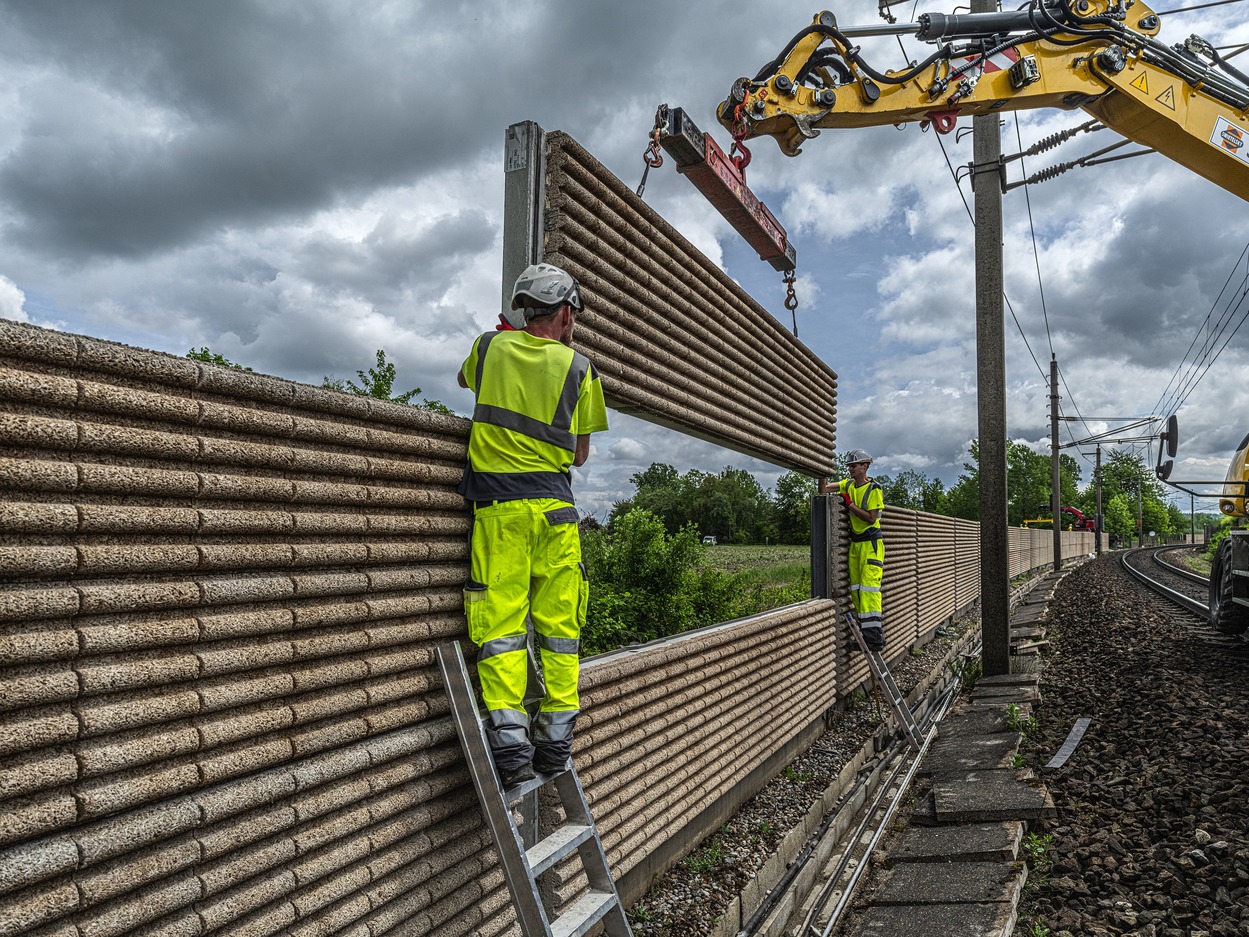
[1156,85,1176,110]
[1130,72,1149,93]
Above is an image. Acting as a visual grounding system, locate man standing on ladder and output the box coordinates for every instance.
[821,450,885,652]
[456,263,609,786]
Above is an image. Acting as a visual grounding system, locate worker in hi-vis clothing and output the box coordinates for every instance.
[456,263,609,786]
[820,450,885,652]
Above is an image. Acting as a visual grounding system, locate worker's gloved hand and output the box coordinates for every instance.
[839,491,852,509]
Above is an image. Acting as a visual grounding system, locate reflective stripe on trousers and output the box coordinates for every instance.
[849,537,885,630]
[465,498,588,770]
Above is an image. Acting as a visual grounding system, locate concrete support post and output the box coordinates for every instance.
[1050,355,1062,572]
[971,3,1010,676]
[500,121,547,854]
[810,494,833,600]
[502,121,547,315]
[1095,444,1103,554]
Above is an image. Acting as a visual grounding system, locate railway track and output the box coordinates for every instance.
[1014,553,1249,934]
[1119,545,1249,654]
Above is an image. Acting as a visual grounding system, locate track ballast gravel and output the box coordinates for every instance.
[1017,552,1249,937]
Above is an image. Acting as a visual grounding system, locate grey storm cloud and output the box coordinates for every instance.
[0,3,504,259]
[0,0,727,262]
[294,210,496,296]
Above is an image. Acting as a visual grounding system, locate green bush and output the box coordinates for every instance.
[581,509,746,654]
[1207,516,1233,558]
[579,508,812,655]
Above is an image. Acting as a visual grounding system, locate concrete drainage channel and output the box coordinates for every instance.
[673,568,1071,937]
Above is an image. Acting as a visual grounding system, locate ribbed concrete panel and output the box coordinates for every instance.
[0,319,496,937]
[955,519,981,609]
[578,599,838,903]
[542,133,838,476]
[916,511,957,633]
[881,511,918,650]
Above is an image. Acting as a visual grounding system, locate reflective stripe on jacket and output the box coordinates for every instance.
[457,330,608,502]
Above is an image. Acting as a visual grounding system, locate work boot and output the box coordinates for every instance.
[533,710,576,775]
[861,625,886,652]
[499,762,536,788]
[533,746,571,775]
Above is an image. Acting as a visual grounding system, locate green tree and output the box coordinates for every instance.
[324,348,450,413]
[1103,492,1135,542]
[1081,450,1172,543]
[689,467,777,544]
[612,463,694,533]
[940,440,981,520]
[881,469,948,513]
[1141,499,1174,544]
[1006,441,1053,526]
[774,471,817,544]
[610,463,778,544]
[187,347,253,371]
[1166,502,1188,540]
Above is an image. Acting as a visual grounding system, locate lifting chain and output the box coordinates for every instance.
[636,104,668,197]
[729,100,754,175]
[783,268,799,337]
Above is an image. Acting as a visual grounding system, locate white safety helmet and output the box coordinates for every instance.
[506,263,583,329]
[846,449,873,465]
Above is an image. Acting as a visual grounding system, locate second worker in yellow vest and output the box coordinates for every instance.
[820,449,885,652]
[457,263,609,787]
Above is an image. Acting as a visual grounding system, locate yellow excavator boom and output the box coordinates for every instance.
[717,1,1249,201]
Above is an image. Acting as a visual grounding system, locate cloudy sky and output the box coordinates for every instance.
[3,0,1248,519]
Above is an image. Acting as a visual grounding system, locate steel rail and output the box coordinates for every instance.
[1120,546,1209,618]
[1150,547,1210,588]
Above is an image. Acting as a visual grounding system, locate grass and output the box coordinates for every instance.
[1184,550,1213,577]
[1022,831,1054,890]
[701,544,809,579]
[1006,703,1037,735]
[683,839,725,874]
[702,543,812,619]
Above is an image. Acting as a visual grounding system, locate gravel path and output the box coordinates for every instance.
[626,612,980,935]
[1016,552,1249,937]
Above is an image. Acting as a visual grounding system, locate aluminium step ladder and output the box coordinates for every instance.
[844,612,923,751]
[436,641,633,937]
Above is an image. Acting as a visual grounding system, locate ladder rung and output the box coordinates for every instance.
[501,763,572,802]
[528,823,594,876]
[551,890,619,937]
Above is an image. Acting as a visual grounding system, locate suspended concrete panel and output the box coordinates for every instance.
[542,131,838,477]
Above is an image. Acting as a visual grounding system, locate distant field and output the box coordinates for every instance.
[701,543,809,588]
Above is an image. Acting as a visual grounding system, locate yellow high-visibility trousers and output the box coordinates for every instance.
[849,537,885,645]
[465,498,588,772]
